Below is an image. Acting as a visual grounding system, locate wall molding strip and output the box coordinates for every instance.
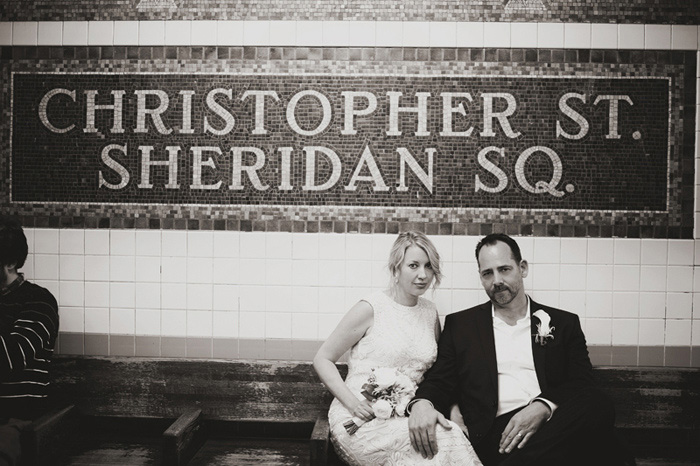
[0,21,699,49]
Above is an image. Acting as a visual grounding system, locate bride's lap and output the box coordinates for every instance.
[331,417,471,465]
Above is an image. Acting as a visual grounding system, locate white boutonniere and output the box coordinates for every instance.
[532,309,555,346]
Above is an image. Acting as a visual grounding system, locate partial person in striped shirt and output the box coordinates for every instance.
[0,216,58,466]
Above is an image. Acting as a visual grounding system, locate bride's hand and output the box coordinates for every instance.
[351,399,376,421]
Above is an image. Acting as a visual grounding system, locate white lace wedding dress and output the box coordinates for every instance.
[328,291,483,465]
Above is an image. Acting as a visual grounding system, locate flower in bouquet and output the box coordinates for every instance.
[373,367,398,390]
[343,368,417,435]
[373,399,394,419]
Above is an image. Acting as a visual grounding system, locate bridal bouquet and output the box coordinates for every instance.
[344,367,417,435]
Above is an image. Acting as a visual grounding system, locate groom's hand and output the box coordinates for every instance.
[499,401,550,454]
[408,400,452,459]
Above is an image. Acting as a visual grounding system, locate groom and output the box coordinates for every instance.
[408,233,632,465]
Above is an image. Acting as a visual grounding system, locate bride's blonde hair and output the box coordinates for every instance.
[387,231,442,296]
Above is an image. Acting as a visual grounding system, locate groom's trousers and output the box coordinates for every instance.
[472,388,634,466]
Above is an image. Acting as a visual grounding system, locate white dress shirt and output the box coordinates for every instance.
[493,299,556,418]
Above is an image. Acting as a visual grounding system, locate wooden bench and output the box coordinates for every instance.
[594,367,700,466]
[23,355,344,466]
[22,356,699,465]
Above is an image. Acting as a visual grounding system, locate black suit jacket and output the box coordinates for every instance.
[414,298,594,443]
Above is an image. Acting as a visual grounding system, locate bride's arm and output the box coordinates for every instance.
[313,300,374,415]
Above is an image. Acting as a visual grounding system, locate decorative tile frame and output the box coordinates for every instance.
[1,46,696,238]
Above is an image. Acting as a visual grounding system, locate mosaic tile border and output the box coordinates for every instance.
[55,333,700,368]
[0,47,696,238]
[2,1,700,24]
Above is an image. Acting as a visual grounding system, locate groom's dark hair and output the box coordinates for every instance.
[475,233,523,265]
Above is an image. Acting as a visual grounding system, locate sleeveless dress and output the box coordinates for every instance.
[328,291,483,465]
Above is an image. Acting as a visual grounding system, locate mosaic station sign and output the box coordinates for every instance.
[11,73,669,211]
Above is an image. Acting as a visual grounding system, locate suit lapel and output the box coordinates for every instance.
[475,302,499,393]
[530,299,548,391]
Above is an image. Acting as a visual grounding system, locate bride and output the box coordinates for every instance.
[313,231,482,465]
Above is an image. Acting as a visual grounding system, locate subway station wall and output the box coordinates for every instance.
[1,0,700,367]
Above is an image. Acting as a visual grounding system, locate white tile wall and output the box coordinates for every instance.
[269,21,296,47]
[217,20,244,46]
[110,283,135,308]
[243,20,269,46]
[612,292,639,318]
[639,292,666,319]
[612,319,639,345]
[34,254,59,280]
[375,22,402,47]
[88,21,113,45]
[60,307,85,333]
[588,239,614,264]
[484,22,510,48]
[0,20,698,50]
[430,21,456,47]
[110,308,135,334]
[165,21,191,46]
[591,23,618,49]
[161,310,186,336]
[213,284,238,311]
[666,292,693,319]
[24,228,700,350]
[645,24,671,50]
[614,239,640,264]
[0,22,12,45]
[59,282,84,307]
[564,23,591,49]
[60,256,84,281]
[63,21,88,46]
[666,319,692,345]
[113,21,139,45]
[136,309,161,335]
[344,21,372,47]
[187,258,213,283]
[618,24,645,49]
[323,20,350,47]
[537,22,564,48]
[110,256,135,282]
[38,21,62,45]
[191,20,217,46]
[186,309,212,335]
[138,20,165,46]
[35,230,59,254]
[456,22,483,47]
[213,311,239,338]
[84,256,109,281]
[13,22,38,45]
[161,284,187,310]
[692,321,700,345]
[85,308,110,333]
[511,23,537,48]
[672,25,698,50]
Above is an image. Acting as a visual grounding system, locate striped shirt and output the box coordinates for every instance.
[0,275,59,420]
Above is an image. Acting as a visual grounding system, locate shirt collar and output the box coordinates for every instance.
[1,274,25,296]
[491,296,531,326]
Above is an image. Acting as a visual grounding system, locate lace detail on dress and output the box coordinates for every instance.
[328,291,483,466]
